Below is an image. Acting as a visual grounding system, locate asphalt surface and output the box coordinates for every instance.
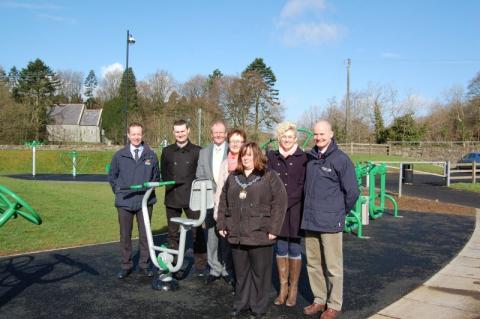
[0,211,475,319]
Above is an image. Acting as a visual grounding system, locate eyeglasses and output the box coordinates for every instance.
[230,140,244,145]
[280,135,295,140]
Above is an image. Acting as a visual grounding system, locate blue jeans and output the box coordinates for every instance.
[275,237,301,259]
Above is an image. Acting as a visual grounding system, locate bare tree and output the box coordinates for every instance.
[96,69,123,102]
[56,70,84,103]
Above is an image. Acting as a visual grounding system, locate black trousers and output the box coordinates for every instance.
[166,206,207,270]
[117,206,152,271]
[232,244,273,315]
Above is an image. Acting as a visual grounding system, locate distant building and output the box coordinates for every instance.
[47,104,103,143]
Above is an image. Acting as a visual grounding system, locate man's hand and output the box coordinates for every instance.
[219,230,228,237]
[268,233,277,240]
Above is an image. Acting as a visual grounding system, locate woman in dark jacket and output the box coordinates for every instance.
[217,142,287,319]
[267,122,308,307]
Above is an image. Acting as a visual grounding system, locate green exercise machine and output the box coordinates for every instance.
[0,185,42,227]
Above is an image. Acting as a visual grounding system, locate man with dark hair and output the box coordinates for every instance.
[161,119,207,277]
[108,122,160,279]
[301,120,359,319]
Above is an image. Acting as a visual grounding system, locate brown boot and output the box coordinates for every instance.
[274,256,289,305]
[286,258,301,307]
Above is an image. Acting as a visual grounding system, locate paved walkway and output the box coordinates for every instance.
[370,208,480,319]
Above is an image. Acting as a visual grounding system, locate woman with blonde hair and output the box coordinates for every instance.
[267,121,308,307]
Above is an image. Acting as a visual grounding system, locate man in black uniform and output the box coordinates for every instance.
[108,122,160,279]
[161,119,207,276]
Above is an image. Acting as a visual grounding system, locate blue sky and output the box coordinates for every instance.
[1,0,479,122]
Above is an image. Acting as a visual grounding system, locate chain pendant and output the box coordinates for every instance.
[239,189,247,199]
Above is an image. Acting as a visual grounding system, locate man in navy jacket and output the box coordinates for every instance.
[108,123,160,279]
[301,120,359,319]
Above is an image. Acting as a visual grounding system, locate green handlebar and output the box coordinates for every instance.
[129,181,176,190]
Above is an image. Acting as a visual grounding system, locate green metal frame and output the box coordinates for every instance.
[344,161,399,238]
[261,128,314,151]
[0,185,42,227]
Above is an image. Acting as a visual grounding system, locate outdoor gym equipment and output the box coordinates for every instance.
[344,162,399,238]
[367,162,398,219]
[60,150,90,177]
[0,185,42,227]
[24,140,43,177]
[344,162,371,238]
[260,128,314,151]
[130,179,213,291]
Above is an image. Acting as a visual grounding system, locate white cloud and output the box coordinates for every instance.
[276,0,345,47]
[101,63,124,78]
[281,0,326,19]
[36,13,76,24]
[0,1,61,10]
[283,22,344,47]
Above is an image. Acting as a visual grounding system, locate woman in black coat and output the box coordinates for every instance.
[266,122,308,307]
[217,142,287,319]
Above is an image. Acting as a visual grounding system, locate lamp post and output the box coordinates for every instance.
[124,29,136,144]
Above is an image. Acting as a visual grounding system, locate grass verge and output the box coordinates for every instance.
[449,182,480,193]
[0,176,168,256]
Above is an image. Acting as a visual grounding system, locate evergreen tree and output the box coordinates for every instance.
[242,58,282,139]
[207,68,223,89]
[373,101,387,143]
[386,113,426,142]
[119,67,139,116]
[84,70,98,109]
[102,96,124,144]
[16,59,60,140]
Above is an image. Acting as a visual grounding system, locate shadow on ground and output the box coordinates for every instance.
[0,210,475,319]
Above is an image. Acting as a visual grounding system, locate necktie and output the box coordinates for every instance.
[134,149,139,161]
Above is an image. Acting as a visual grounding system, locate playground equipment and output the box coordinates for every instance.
[24,140,43,177]
[261,128,314,151]
[344,162,399,238]
[130,179,213,291]
[60,150,90,177]
[0,185,42,227]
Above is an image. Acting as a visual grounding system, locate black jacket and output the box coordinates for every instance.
[301,139,359,233]
[161,140,201,208]
[108,143,160,210]
[217,169,287,246]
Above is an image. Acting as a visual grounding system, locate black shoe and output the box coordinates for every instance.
[205,273,220,284]
[229,309,241,318]
[140,268,154,277]
[223,274,235,287]
[117,269,132,279]
[172,269,185,280]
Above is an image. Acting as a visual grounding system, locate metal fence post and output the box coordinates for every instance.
[446,161,451,187]
[398,163,403,198]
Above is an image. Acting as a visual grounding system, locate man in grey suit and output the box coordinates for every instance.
[196,119,233,285]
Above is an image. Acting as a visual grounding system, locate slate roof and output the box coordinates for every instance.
[80,109,102,126]
[49,104,101,126]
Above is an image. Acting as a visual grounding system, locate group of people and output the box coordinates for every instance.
[108,118,359,319]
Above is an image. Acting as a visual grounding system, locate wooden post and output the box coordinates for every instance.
[473,161,477,184]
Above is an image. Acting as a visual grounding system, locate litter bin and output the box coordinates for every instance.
[402,163,413,184]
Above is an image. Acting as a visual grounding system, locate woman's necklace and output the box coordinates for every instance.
[234,174,260,199]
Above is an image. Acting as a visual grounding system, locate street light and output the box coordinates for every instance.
[124,29,136,144]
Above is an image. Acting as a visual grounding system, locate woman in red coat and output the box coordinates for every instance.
[267,122,308,307]
[217,142,287,319]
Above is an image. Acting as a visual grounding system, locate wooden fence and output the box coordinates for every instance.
[446,161,479,186]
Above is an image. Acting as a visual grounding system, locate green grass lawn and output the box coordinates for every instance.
[350,154,445,175]
[0,176,168,256]
[449,182,480,193]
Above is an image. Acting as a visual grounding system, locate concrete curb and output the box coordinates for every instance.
[369,208,480,319]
